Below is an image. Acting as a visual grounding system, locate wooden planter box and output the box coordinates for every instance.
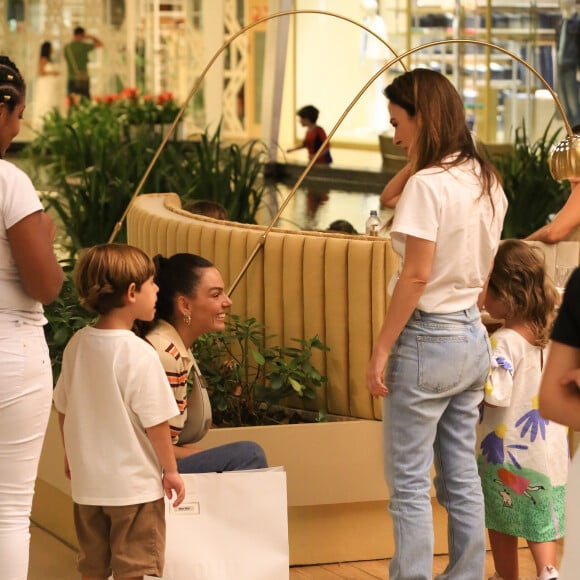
[32,408,456,565]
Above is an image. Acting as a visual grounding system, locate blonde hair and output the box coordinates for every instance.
[488,239,558,347]
[74,244,155,315]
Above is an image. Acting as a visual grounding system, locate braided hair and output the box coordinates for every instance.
[0,56,25,114]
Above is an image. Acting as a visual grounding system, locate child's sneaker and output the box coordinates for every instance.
[537,565,559,580]
[489,574,503,580]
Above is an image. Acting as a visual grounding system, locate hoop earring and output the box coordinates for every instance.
[184,313,191,327]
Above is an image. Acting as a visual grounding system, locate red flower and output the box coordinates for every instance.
[120,87,138,100]
[156,91,174,105]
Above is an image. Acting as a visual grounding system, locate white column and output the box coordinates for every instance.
[126,0,137,88]
[260,0,292,162]
[202,1,225,132]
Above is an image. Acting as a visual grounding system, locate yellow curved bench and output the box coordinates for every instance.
[127,192,399,421]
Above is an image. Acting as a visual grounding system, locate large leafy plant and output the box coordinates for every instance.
[43,262,96,380]
[26,101,178,256]
[25,102,270,257]
[180,123,268,224]
[193,315,329,427]
[491,120,571,239]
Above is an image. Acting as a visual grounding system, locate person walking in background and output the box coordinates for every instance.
[539,266,580,580]
[64,26,103,99]
[0,55,64,580]
[287,104,333,165]
[53,244,184,580]
[32,41,61,130]
[287,105,333,226]
[138,253,268,473]
[479,240,566,580]
[366,68,507,580]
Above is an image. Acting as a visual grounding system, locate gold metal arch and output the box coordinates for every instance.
[107,8,405,244]
[225,37,580,295]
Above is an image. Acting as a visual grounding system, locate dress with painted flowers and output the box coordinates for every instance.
[477,328,568,542]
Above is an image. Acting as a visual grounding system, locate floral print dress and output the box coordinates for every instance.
[477,328,568,541]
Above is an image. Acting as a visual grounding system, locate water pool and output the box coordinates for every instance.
[261,180,393,234]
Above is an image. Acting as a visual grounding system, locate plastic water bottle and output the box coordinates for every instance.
[365,210,381,237]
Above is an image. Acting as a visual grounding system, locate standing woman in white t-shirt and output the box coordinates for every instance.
[0,56,63,580]
[366,68,508,580]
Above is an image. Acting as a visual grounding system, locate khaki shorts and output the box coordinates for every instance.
[74,498,165,578]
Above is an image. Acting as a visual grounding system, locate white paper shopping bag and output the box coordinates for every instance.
[150,468,289,580]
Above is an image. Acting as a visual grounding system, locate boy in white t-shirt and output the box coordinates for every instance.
[53,244,185,580]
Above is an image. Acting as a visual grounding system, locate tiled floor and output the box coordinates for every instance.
[30,521,562,579]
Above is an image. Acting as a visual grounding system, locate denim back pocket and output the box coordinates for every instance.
[417,334,469,393]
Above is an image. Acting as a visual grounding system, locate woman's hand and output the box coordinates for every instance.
[367,354,389,398]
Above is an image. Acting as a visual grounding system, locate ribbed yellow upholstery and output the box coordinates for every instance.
[128,194,580,421]
[127,193,393,420]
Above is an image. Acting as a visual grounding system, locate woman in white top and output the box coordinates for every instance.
[0,56,63,579]
[366,68,508,580]
[32,41,61,131]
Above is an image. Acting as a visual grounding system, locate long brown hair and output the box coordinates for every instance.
[384,68,501,205]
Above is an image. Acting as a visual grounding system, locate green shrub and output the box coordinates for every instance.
[25,99,270,257]
[193,315,329,426]
[491,120,571,239]
[43,262,96,380]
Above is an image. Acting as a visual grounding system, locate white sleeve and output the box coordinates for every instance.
[129,354,180,428]
[0,162,43,229]
[391,173,440,243]
[484,333,515,407]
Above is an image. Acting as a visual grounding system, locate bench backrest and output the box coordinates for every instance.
[127,193,398,420]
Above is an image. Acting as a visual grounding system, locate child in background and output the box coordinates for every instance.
[478,239,567,580]
[287,104,332,164]
[53,243,185,580]
[182,199,228,220]
[327,219,357,234]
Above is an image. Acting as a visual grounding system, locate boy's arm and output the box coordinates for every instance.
[146,421,185,507]
[57,412,71,480]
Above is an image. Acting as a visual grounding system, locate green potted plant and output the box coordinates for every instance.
[491,120,571,239]
[26,103,270,255]
[194,315,329,426]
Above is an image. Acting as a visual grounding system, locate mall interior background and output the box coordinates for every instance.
[2,0,570,159]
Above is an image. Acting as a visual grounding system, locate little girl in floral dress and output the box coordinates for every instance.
[478,239,568,580]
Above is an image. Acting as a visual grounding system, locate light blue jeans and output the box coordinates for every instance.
[383,305,490,580]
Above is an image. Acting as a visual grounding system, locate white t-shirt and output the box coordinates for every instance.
[53,326,180,506]
[0,160,45,323]
[390,158,507,313]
